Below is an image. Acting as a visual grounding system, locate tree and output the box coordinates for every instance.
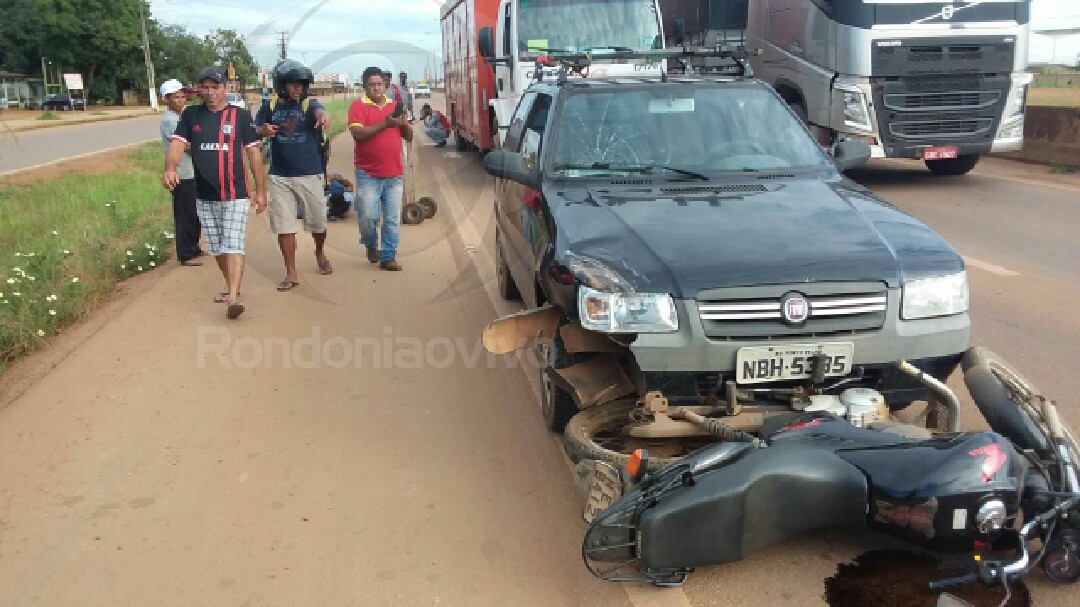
[34,0,144,100]
[204,30,260,86]
[150,24,218,85]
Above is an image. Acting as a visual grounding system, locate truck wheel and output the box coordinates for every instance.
[563,400,702,473]
[538,321,585,432]
[925,154,980,176]
[494,227,521,301]
[962,346,1053,458]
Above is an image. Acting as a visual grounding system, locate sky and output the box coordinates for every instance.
[147,0,1080,81]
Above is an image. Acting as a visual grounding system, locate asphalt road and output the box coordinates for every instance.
[0,114,161,175]
[0,95,1078,606]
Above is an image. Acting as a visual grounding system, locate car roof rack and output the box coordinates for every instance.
[530,44,763,85]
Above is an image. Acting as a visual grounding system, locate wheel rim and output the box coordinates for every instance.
[587,423,716,460]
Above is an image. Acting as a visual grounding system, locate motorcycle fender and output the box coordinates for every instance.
[637,442,868,571]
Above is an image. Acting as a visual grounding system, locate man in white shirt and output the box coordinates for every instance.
[159,78,203,266]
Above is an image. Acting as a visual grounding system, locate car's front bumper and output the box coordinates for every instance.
[628,293,969,406]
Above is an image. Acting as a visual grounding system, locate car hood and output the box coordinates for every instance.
[546,176,963,298]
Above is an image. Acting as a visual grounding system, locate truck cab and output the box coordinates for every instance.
[661,0,1033,176]
[477,0,668,149]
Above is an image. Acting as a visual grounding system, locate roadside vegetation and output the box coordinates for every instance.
[0,97,353,370]
[1027,87,1080,108]
[0,143,172,370]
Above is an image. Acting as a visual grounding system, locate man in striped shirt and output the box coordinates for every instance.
[162,66,267,320]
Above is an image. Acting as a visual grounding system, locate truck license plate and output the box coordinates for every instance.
[583,460,623,524]
[736,343,854,385]
[922,146,959,160]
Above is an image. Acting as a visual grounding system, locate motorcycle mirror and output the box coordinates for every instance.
[627,449,649,484]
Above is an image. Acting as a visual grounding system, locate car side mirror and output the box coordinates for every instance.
[478,27,495,61]
[484,150,541,190]
[832,139,871,172]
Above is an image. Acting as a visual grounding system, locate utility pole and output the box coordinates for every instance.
[278,31,289,60]
[137,0,159,111]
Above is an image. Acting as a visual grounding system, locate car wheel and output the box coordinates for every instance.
[537,323,584,433]
[925,154,980,176]
[494,226,521,301]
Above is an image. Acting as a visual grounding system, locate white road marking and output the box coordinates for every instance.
[434,166,696,607]
[0,138,157,178]
[963,255,1020,277]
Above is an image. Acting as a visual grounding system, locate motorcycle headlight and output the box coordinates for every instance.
[578,286,678,333]
[902,271,969,320]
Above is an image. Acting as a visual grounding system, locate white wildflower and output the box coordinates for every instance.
[63,250,70,255]
[28,276,35,282]
[126,251,132,256]
[13,292,21,297]
[6,278,14,284]
[71,277,79,283]
[120,264,126,270]
[137,266,143,272]
[36,330,44,337]
[49,310,56,316]
[149,262,155,267]
[51,230,58,235]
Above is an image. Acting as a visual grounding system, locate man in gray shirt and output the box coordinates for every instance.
[159,78,203,265]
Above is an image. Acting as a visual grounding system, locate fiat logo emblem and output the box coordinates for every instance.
[781,293,810,325]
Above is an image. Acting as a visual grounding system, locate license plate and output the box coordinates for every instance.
[736,342,854,385]
[583,460,623,523]
[922,146,959,160]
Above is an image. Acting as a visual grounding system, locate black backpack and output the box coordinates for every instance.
[261,96,330,170]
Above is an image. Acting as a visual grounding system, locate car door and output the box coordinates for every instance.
[499,91,553,308]
[496,91,535,303]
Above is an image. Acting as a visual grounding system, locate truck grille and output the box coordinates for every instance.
[889,118,994,139]
[883,91,1000,112]
[697,289,887,339]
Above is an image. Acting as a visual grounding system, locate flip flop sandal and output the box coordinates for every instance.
[227,301,245,320]
[180,259,204,266]
[318,258,333,275]
[277,280,300,291]
[214,291,239,303]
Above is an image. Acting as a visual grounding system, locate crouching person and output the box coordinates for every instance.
[421,103,450,148]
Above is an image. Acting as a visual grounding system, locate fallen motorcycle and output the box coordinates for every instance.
[576,347,1080,596]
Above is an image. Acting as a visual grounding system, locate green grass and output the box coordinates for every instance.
[0,143,174,369]
[91,111,107,116]
[323,98,352,140]
[37,111,59,121]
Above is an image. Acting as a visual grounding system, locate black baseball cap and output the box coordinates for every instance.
[196,66,226,84]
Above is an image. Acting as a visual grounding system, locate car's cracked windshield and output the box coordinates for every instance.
[517,0,663,55]
[552,87,831,175]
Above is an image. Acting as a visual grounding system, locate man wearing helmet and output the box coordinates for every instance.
[255,59,334,290]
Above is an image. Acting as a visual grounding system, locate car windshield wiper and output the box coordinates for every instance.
[646,165,709,181]
[554,163,651,173]
[581,46,635,53]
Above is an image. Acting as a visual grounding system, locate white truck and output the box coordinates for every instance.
[661,0,1034,175]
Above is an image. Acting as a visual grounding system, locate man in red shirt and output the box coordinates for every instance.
[348,67,413,271]
[420,103,451,147]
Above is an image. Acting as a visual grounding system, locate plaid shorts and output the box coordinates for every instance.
[196,199,250,255]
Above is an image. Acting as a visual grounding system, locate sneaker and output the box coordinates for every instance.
[366,247,379,263]
[379,259,402,271]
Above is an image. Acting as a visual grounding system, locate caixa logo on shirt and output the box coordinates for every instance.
[200,142,230,151]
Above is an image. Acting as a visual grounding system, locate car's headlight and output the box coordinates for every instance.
[902,271,969,320]
[578,286,678,333]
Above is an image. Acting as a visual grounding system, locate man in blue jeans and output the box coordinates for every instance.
[347,66,412,271]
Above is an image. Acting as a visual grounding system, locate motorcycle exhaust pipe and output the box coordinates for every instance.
[897,360,960,433]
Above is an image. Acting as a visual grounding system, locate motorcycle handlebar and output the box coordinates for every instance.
[928,573,979,592]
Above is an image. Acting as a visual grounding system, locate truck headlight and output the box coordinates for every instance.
[838,86,872,131]
[578,286,678,333]
[901,271,969,320]
[1003,73,1032,121]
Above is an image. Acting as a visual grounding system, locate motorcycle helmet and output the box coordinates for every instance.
[273,59,314,98]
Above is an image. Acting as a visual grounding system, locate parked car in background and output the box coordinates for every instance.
[42,94,86,111]
[225,92,247,110]
[414,83,431,99]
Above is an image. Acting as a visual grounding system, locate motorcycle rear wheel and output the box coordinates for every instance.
[563,400,719,473]
[963,346,1079,466]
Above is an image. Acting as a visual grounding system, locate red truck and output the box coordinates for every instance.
[440,0,499,152]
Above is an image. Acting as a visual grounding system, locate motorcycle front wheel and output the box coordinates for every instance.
[963,347,1080,467]
[563,400,719,473]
